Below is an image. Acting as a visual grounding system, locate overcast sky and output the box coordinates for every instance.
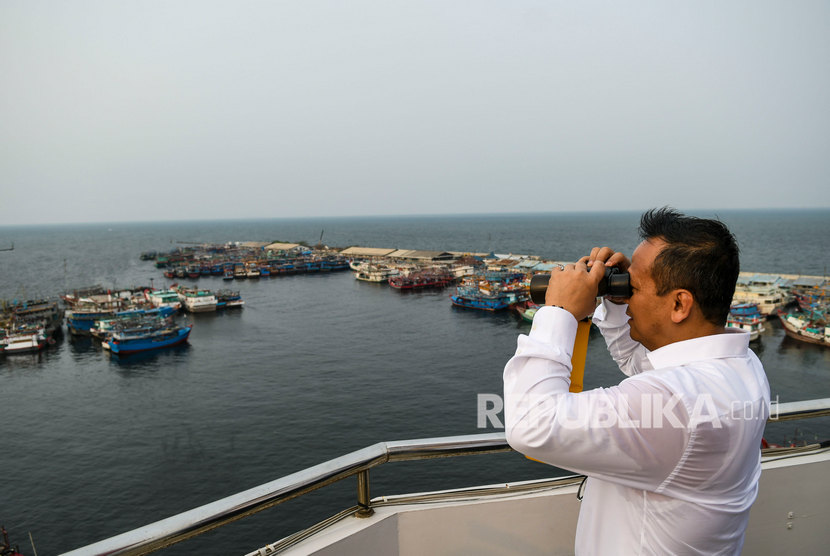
[1,1,828,225]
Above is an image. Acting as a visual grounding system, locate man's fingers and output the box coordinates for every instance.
[607,252,630,271]
[588,246,616,264]
[590,257,607,282]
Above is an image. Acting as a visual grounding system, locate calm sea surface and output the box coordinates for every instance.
[1,210,829,555]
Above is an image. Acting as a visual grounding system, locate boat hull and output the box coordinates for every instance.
[450,295,509,311]
[108,325,192,355]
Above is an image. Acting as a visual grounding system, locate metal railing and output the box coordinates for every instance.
[61,398,830,556]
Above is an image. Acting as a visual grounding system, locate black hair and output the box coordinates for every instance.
[638,207,740,326]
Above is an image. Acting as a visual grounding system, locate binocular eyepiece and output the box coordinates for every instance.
[529,267,632,305]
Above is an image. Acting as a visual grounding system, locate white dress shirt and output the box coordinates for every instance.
[503,301,770,555]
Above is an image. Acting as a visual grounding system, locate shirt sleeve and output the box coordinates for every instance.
[504,305,688,492]
[592,298,653,376]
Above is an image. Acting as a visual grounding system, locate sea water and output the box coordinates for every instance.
[1,209,829,554]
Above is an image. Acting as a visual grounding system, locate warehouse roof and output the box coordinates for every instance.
[387,249,456,261]
[340,246,397,257]
[238,241,270,249]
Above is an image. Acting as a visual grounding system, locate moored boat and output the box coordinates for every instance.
[726,303,766,341]
[176,286,218,312]
[776,309,829,347]
[450,275,529,311]
[215,290,244,309]
[2,322,48,354]
[90,308,177,340]
[515,302,540,323]
[732,275,790,317]
[107,323,193,355]
[389,268,454,290]
[354,263,399,283]
[0,525,24,556]
[145,289,183,311]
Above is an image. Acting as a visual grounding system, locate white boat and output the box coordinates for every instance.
[726,304,766,341]
[176,287,217,312]
[145,289,182,311]
[61,398,830,556]
[726,316,765,340]
[2,325,48,354]
[732,275,790,317]
[353,263,399,283]
[245,263,261,278]
[778,311,830,347]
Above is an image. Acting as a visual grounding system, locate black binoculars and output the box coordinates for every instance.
[529,267,632,305]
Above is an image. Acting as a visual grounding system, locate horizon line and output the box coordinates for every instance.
[0,206,828,229]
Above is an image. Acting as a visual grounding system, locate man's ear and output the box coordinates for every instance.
[670,290,694,324]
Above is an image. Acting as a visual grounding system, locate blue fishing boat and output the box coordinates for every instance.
[67,306,175,335]
[215,290,244,309]
[107,323,193,355]
[450,276,529,311]
[450,292,511,311]
[727,303,765,341]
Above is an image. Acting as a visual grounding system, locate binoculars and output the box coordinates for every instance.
[529,267,632,305]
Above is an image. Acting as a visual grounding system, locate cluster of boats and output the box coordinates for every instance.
[351,261,459,290]
[0,283,247,358]
[351,259,531,310]
[62,287,197,355]
[349,255,829,349]
[776,287,829,347]
[0,298,63,355]
[727,274,828,347]
[148,244,350,281]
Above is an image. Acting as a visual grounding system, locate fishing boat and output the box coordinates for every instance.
[61,285,107,307]
[145,289,183,311]
[0,525,24,556]
[515,302,540,323]
[450,276,529,311]
[106,323,193,355]
[215,290,244,309]
[1,322,48,354]
[175,287,217,313]
[776,309,829,347]
[389,268,454,290]
[732,275,790,317]
[89,308,177,340]
[726,303,766,341]
[223,266,235,280]
[353,263,399,283]
[66,301,166,335]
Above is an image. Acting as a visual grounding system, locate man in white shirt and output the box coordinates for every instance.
[503,208,770,555]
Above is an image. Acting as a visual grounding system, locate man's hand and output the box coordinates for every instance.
[544,259,606,320]
[587,246,630,272]
[585,246,631,305]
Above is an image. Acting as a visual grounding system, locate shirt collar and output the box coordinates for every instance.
[646,328,751,369]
